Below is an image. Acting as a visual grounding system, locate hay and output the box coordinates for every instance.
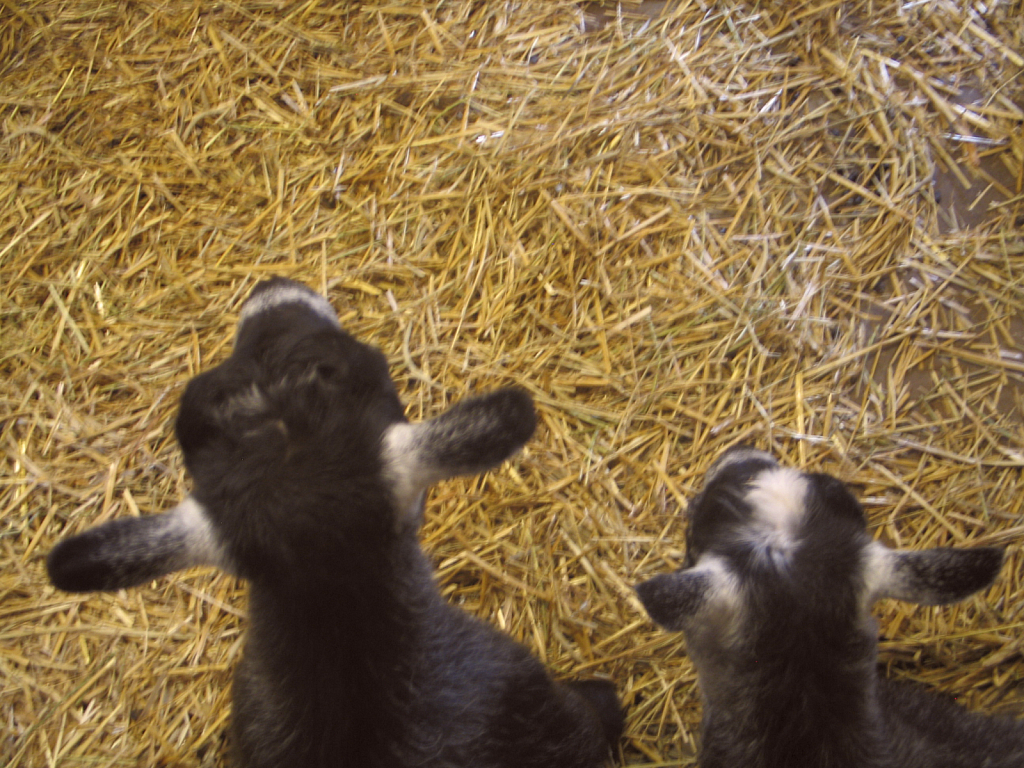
[2,0,1022,765]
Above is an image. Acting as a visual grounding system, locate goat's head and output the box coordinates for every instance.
[635,446,1004,690]
[48,277,536,590]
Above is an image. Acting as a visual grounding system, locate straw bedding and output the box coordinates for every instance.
[2,1,1022,765]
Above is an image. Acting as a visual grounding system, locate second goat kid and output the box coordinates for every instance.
[636,446,1024,768]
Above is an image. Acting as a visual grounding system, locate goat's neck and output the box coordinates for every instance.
[698,647,889,768]
[240,528,436,761]
[248,524,433,642]
[249,528,434,686]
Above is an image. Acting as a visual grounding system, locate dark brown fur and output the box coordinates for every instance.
[48,277,621,768]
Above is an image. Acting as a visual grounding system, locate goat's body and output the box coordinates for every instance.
[231,529,611,768]
[698,675,1024,768]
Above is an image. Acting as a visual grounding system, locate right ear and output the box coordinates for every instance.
[381,387,536,513]
[864,542,1004,606]
[47,497,228,592]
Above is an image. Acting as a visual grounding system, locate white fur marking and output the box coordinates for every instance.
[693,554,744,643]
[169,496,231,571]
[223,384,268,418]
[741,468,808,565]
[862,540,897,603]
[746,468,807,535]
[706,447,777,484]
[239,284,339,327]
[696,555,742,607]
[381,423,437,522]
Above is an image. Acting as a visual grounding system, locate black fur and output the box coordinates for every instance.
[47,515,191,591]
[47,277,620,768]
[636,445,1023,768]
[889,547,1005,605]
[417,387,538,475]
[633,571,712,632]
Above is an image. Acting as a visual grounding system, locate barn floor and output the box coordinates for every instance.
[2,1,1023,766]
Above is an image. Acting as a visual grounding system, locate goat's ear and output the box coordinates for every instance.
[635,569,716,632]
[864,541,1004,606]
[47,497,228,592]
[381,387,536,509]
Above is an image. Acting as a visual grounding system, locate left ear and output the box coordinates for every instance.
[864,541,1004,606]
[381,387,536,512]
[47,497,229,592]
[635,569,716,632]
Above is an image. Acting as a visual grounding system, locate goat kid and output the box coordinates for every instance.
[47,277,621,768]
[635,446,1024,768]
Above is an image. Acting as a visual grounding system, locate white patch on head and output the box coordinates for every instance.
[239,284,339,328]
[741,467,808,566]
[381,422,437,525]
[168,496,233,573]
[705,447,777,484]
[747,468,807,532]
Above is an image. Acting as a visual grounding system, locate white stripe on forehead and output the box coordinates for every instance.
[745,467,808,537]
[239,284,339,327]
[705,447,777,484]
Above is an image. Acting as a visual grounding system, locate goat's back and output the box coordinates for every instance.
[230,586,618,768]
[881,677,1024,768]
